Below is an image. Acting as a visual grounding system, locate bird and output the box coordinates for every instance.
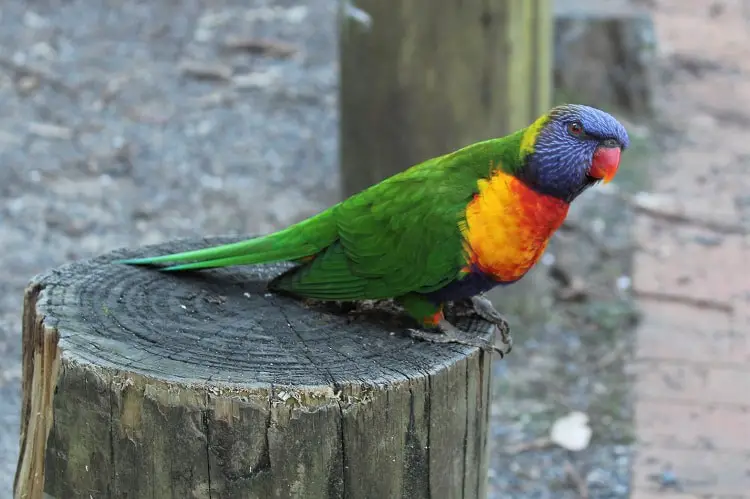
[119,104,629,357]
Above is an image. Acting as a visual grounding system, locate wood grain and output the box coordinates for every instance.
[339,0,554,196]
[14,237,494,499]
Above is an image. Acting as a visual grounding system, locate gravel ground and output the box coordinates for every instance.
[0,0,339,494]
[486,185,643,499]
[0,1,642,497]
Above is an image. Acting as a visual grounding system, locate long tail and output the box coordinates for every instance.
[118,210,337,272]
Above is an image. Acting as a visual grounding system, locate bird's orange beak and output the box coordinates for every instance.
[589,146,621,184]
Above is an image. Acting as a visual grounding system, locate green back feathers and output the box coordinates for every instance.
[120,127,538,300]
[421,131,526,178]
[431,120,545,180]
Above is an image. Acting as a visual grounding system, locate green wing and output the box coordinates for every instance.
[120,134,523,302]
[271,138,511,300]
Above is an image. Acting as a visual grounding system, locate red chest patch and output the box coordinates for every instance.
[461,171,569,282]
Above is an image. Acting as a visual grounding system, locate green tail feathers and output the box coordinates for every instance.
[118,211,338,271]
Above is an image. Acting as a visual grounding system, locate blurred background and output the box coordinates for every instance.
[1,0,748,497]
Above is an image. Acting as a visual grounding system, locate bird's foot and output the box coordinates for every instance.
[469,294,513,355]
[407,318,511,358]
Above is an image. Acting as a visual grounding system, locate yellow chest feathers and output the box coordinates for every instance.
[460,171,570,282]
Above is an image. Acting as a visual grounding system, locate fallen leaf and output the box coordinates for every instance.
[28,122,73,140]
[222,36,298,58]
[178,60,233,81]
[550,411,592,452]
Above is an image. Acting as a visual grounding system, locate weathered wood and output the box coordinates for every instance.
[553,0,657,117]
[339,0,554,196]
[14,237,494,499]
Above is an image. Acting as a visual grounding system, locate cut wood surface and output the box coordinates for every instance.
[14,237,494,499]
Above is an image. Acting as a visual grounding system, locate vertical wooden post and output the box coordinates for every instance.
[339,0,554,196]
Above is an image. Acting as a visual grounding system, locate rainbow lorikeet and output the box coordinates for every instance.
[120,104,629,357]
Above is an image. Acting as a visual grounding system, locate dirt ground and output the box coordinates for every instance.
[0,1,674,498]
[0,0,340,493]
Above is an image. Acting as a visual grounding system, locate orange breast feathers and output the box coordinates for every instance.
[460,170,570,282]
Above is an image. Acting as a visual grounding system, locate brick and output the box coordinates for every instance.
[632,490,747,499]
[635,302,748,365]
[732,294,750,332]
[631,490,730,499]
[632,233,750,305]
[637,301,732,333]
[634,186,741,226]
[652,0,750,73]
[655,149,750,205]
[633,360,750,406]
[632,446,750,496]
[635,399,750,451]
[630,2,750,498]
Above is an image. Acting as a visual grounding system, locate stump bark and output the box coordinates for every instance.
[14,237,494,499]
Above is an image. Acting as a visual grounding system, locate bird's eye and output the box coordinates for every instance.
[567,121,584,137]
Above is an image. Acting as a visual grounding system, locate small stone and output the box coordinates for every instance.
[659,469,680,489]
[23,11,49,28]
[613,445,628,455]
[17,75,39,93]
[612,482,628,494]
[616,275,631,291]
[694,234,722,246]
[586,467,610,486]
[541,253,556,266]
[27,122,74,140]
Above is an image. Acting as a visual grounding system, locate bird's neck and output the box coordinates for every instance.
[461,169,569,283]
[515,154,595,203]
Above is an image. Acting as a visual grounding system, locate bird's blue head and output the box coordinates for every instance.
[517,104,630,203]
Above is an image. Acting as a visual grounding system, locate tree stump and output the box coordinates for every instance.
[14,237,494,499]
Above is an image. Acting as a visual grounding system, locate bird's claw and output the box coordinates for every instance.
[470,294,513,355]
[407,317,511,358]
